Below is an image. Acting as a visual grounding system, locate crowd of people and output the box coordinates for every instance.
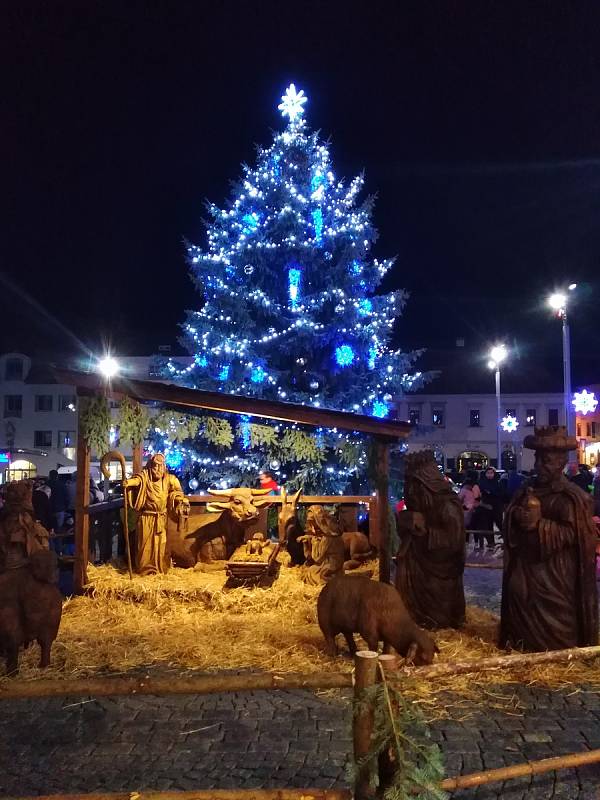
[456,462,600,555]
[0,470,106,557]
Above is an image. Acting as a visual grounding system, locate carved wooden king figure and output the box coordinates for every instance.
[500,426,599,651]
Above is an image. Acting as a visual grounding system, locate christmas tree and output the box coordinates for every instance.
[155,85,423,492]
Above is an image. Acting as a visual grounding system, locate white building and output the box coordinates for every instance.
[0,352,191,481]
[397,389,599,472]
[2,350,598,481]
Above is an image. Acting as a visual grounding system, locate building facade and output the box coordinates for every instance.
[397,389,600,472]
[2,351,598,481]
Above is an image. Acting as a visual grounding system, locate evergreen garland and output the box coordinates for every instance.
[118,397,150,446]
[79,395,112,456]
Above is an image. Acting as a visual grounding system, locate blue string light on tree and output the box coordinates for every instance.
[358,299,372,315]
[195,355,208,367]
[218,365,230,381]
[371,399,389,418]
[165,449,184,471]
[250,365,267,384]
[239,415,251,449]
[312,209,323,243]
[335,344,355,367]
[288,266,301,309]
[242,212,260,233]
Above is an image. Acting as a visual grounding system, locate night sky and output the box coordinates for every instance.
[3,1,600,389]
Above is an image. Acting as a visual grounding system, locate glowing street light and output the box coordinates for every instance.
[547,285,576,441]
[489,344,508,469]
[98,356,120,379]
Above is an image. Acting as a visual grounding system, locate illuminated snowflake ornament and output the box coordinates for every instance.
[572,389,598,416]
[501,415,519,433]
[278,83,307,122]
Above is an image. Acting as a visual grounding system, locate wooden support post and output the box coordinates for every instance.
[74,396,91,595]
[132,442,142,475]
[353,650,379,800]
[373,438,391,583]
[377,654,399,793]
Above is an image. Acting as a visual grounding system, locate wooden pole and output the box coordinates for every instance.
[74,396,91,595]
[7,790,352,800]
[0,671,353,700]
[132,442,142,475]
[353,650,379,800]
[373,438,391,583]
[438,747,600,791]
[385,644,600,681]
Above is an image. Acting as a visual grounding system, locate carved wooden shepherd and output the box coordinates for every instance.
[100,450,133,579]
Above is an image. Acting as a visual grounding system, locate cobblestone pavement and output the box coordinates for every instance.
[1,568,599,799]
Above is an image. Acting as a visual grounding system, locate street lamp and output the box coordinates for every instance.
[488,344,507,469]
[98,356,120,379]
[547,285,576,439]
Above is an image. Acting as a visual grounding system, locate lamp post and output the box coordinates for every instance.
[98,356,120,379]
[548,285,576,440]
[488,344,507,470]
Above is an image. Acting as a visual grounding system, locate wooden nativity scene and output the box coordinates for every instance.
[0,369,597,702]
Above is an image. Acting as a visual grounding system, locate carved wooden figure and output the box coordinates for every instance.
[299,505,344,585]
[317,574,438,664]
[500,426,599,652]
[395,450,466,629]
[167,487,273,567]
[277,488,304,565]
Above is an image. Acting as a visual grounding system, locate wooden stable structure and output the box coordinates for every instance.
[55,369,411,594]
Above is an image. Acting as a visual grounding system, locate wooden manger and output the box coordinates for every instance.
[226,540,280,581]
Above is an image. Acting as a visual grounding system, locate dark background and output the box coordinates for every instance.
[3,1,600,391]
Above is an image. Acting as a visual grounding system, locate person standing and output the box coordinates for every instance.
[47,470,69,533]
[123,453,189,575]
[500,426,598,651]
[458,472,481,536]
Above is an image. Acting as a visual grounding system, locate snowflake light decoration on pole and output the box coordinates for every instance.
[501,415,519,433]
[278,83,307,122]
[572,389,598,416]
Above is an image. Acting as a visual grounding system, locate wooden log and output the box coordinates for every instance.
[438,747,600,791]
[0,671,352,700]
[56,368,410,442]
[384,644,600,681]
[74,395,91,595]
[9,791,352,800]
[464,562,503,570]
[353,650,379,800]
[372,438,391,583]
[185,495,372,505]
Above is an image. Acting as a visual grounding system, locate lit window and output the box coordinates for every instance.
[525,409,536,426]
[469,409,480,427]
[59,395,77,412]
[432,407,445,427]
[408,408,420,426]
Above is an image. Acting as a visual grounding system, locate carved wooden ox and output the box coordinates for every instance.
[167,487,273,567]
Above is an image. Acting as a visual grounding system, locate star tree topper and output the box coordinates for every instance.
[278,83,307,122]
